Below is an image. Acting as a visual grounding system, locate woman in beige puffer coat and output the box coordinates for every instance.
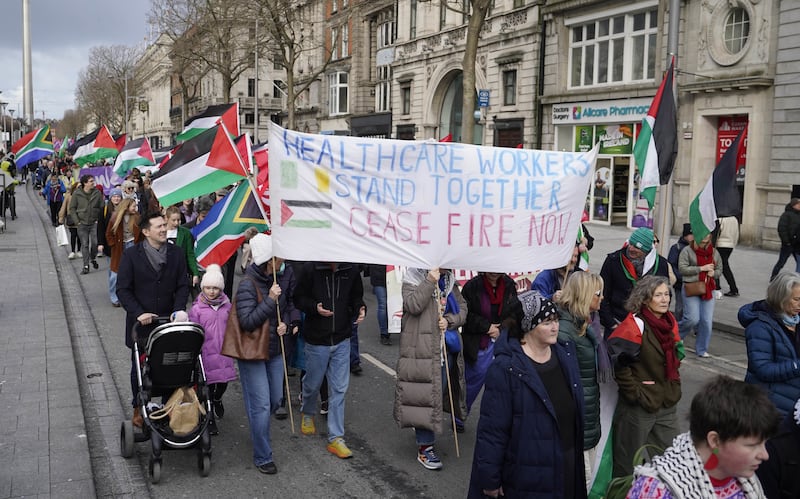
[394,267,467,470]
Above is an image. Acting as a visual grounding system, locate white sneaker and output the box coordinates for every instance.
[68,252,76,259]
[76,251,83,258]
[714,290,723,300]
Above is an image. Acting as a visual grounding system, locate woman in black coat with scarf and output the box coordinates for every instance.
[468,290,586,499]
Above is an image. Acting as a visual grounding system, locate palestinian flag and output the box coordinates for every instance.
[688,124,747,242]
[633,57,677,210]
[191,181,269,268]
[71,125,119,166]
[151,125,247,206]
[11,126,53,166]
[114,133,127,151]
[176,103,239,143]
[113,137,156,176]
[58,136,70,157]
[252,141,271,225]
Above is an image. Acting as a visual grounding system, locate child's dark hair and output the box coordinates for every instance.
[689,375,781,444]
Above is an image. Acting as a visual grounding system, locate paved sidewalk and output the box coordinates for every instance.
[0,184,149,499]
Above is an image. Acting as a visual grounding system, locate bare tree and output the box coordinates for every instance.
[149,0,268,104]
[74,45,142,134]
[54,109,88,139]
[251,0,334,130]
[442,0,491,145]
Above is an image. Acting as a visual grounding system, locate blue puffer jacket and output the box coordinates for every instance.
[467,331,586,499]
[740,300,800,415]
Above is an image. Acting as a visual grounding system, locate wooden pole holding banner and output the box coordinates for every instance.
[218,120,296,433]
[435,281,460,458]
[272,262,295,434]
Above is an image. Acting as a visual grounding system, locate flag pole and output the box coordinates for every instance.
[435,284,460,458]
[218,121,296,433]
[656,0,680,250]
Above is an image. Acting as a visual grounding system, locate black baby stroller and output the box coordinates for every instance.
[119,317,212,483]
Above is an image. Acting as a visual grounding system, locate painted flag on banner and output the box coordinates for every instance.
[72,125,119,166]
[113,137,156,176]
[151,125,246,206]
[633,57,677,210]
[191,181,269,268]
[688,124,747,242]
[177,103,239,142]
[11,126,53,166]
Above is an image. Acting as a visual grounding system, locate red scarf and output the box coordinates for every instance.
[694,244,716,301]
[639,307,680,382]
[482,274,505,315]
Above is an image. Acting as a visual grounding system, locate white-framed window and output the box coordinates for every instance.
[340,23,349,58]
[329,71,349,115]
[376,65,391,112]
[410,0,417,39]
[377,20,395,48]
[503,70,517,106]
[724,7,749,54]
[401,84,411,115]
[568,7,658,88]
[331,26,340,59]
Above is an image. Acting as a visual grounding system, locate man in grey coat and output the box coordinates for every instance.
[68,174,104,274]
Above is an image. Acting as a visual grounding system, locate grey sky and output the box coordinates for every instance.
[0,0,150,121]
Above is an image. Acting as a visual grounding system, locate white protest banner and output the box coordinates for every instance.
[269,124,598,273]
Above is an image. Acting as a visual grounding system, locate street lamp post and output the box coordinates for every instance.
[0,101,6,153]
[110,72,131,137]
[8,110,14,147]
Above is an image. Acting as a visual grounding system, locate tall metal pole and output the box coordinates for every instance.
[1,102,6,152]
[656,0,680,246]
[253,19,259,143]
[22,0,34,127]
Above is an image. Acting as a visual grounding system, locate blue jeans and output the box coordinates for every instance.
[771,245,800,280]
[109,270,118,304]
[373,285,388,336]
[301,340,350,441]
[678,289,715,356]
[238,357,284,466]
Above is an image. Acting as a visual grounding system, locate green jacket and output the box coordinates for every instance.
[172,225,199,277]
[68,187,103,225]
[558,307,601,450]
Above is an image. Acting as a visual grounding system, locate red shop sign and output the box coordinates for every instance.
[717,116,748,171]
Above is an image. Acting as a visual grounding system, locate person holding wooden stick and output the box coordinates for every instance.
[226,234,300,474]
[394,267,467,471]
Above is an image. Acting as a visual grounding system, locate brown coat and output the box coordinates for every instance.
[105,217,142,273]
[394,274,468,433]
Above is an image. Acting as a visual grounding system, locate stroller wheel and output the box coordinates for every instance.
[150,458,162,484]
[199,454,211,477]
[120,421,134,458]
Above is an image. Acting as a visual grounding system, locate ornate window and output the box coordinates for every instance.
[376,66,392,112]
[723,7,749,54]
[567,6,658,88]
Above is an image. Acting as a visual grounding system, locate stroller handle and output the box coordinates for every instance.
[132,316,172,343]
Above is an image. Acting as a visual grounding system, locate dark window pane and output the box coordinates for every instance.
[598,19,609,37]
[573,26,583,42]
[584,45,595,85]
[633,13,645,31]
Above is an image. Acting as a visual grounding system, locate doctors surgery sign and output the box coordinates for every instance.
[269,124,598,273]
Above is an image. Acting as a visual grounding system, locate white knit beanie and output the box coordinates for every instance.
[249,233,273,266]
[201,264,225,289]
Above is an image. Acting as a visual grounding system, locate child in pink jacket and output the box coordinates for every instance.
[189,264,236,435]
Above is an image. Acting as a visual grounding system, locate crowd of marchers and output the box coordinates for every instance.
[6,150,800,498]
